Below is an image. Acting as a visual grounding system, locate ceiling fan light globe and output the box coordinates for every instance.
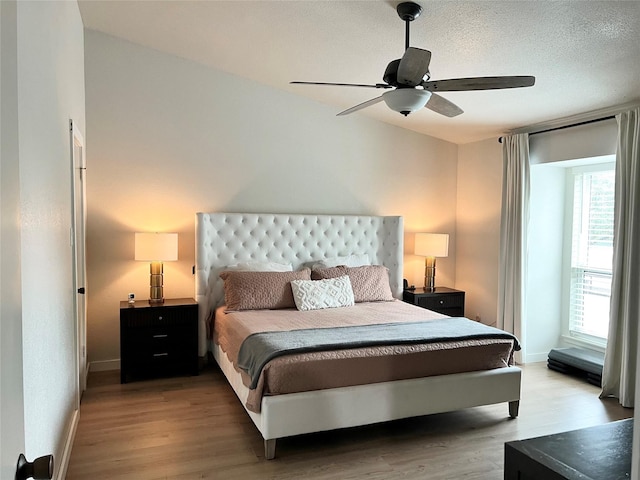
[382,89,432,116]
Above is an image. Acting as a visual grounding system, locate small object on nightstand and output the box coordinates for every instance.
[120,298,198,383]
[127,293,135,305]
[403,286,465,317]
[403,279,416,291]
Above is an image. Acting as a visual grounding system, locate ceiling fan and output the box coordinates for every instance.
[291,2,535,118]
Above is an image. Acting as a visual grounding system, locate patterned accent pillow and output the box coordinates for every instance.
[220,268,311,311]
[291,276,355,311]
[311,265,394,303]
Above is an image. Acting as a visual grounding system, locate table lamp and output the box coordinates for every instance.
[135,232,178,303]
[414,233,449,291]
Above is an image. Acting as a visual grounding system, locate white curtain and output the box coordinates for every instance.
[601,108,640,408]
[498,133,530,363]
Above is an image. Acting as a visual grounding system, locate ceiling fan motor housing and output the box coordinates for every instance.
[383,59,401,86]
[396,2,423,22]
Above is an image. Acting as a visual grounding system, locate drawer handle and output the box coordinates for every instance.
[439,300,444,305]
[153,334,168,338]
[158,316,163,320]
[153,353,168,357]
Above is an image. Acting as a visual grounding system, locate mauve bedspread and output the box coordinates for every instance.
[214,301,518,413]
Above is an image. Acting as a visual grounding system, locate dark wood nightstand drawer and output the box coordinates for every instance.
[417,294,464,312]
[120,304,196,328]
[126,326,194,358]
[403,287,465,317]
[120,298,198,383]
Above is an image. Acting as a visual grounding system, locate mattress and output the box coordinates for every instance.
[214,301,518,413]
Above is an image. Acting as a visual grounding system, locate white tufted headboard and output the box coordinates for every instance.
[194,212,404,356]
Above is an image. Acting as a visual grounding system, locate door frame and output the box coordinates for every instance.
[70,119,87,397]
[1,1,27,477]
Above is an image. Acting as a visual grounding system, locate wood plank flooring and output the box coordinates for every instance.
[66,363,632,479]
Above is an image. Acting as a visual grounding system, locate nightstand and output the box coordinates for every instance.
[403,287,465,317]
[120,298,198,383]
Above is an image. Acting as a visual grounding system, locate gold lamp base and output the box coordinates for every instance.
[149,261,164,304]
[424,256,436,291]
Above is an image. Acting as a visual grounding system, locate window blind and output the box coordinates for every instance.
[569,168,615,341]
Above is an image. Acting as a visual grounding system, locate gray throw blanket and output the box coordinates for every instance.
[237,317,521,389]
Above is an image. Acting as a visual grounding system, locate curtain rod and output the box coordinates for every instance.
[498,115,616,143]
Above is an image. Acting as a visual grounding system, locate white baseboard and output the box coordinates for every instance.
[523,352,550,364]
[55,362,118,478]
[89,359,120,372]
[55,408,79,480]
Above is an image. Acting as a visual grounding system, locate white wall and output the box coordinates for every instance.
[84,31,459,366]
[455,138,503,326]
[16,0,85,471]
[525,164,565,362]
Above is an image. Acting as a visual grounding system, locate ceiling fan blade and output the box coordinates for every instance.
[397,47,432,87]
[425,93,464,117]
[337,95,385,116]
[422,76,535,92]
[291,81,392,89]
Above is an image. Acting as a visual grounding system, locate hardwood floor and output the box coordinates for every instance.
[66,363,632,479]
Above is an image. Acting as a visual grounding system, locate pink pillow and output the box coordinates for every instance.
[220,268,312,311]
[312,265,393,303]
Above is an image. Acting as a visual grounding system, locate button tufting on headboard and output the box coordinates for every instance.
[194,212,404,356]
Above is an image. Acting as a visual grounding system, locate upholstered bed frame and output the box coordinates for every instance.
[195,212,521,459]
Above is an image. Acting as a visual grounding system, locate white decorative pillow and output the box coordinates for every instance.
[291,276,355,311]
[312,253,371,269]
[226,261,292,272]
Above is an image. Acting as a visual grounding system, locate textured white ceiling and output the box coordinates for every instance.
[78,0,640,144]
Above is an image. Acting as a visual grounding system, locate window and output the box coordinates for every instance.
[567,163,615,345]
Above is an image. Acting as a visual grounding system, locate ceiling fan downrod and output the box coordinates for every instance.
[396,2,422,51]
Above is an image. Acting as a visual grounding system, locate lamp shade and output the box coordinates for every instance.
[383,89,432,115]
[415,233,449,257]
[135,233,178,261]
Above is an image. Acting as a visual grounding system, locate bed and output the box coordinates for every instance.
[195,212,521,459]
